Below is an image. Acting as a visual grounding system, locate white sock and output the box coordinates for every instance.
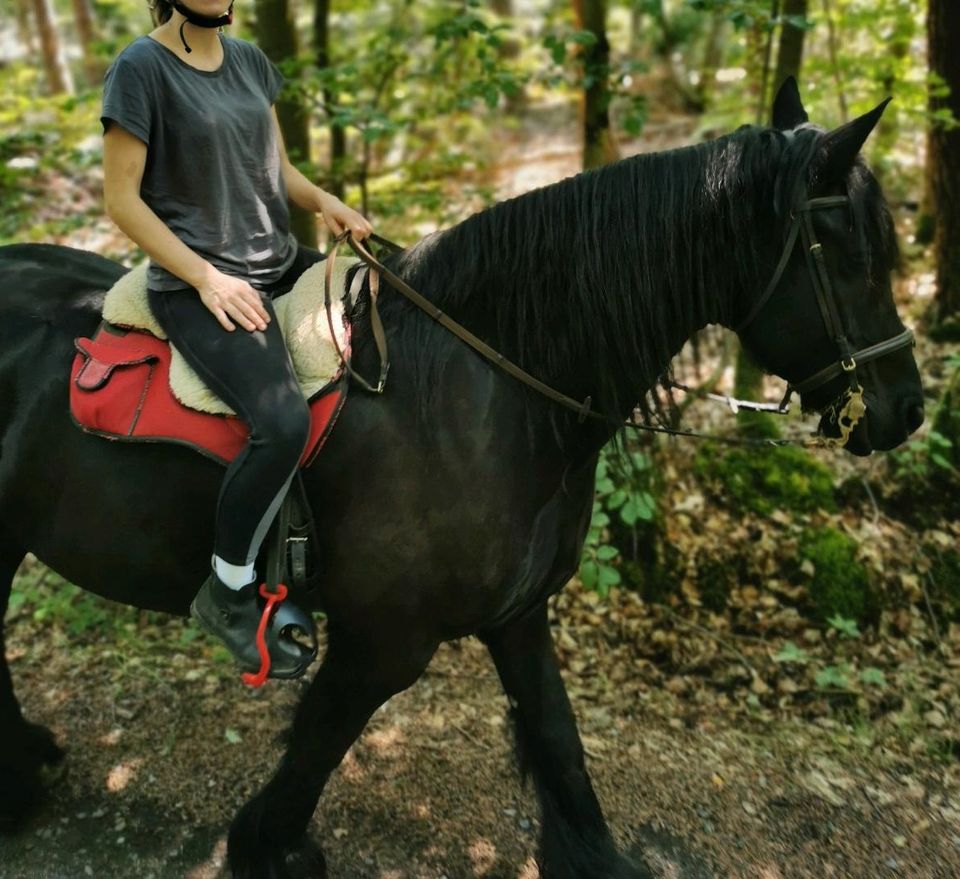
[214,555,257,590]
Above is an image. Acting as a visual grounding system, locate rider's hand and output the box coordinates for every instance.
[317,190,374,242]
[196,267,271,333]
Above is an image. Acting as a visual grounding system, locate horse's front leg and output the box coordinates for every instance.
[483,603,652,879]
[228,623,437,879]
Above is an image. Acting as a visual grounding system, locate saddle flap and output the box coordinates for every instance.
[73,334,159,392]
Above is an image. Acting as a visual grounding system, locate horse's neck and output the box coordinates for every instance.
[400,147,757,450]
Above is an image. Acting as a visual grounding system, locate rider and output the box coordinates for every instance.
[100,0,372,678]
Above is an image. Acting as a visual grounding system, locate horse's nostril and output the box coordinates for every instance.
[904,402,924,434]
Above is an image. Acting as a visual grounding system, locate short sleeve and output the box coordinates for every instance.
[101,54,152,144]
[252,44,284,104]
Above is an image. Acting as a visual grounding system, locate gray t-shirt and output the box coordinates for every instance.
[101,35,297,291]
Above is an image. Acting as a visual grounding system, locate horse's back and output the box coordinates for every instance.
[0,243,126,336]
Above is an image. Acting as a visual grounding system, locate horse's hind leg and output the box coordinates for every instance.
[0,530,65,831]
[228,623,437,879]
[483,603,652,879]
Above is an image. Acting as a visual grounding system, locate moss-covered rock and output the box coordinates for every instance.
[798,526,878,624]
[695,444,836,517]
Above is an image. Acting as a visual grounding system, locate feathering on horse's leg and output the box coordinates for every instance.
[484,604,653,879]
[0,528,64,832]
[227,622,438,879]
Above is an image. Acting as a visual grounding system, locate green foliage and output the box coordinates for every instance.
[579,444,659,596]
[695,444,836,516]
[797,526,877,624]
[9,563,150,640]
[296,0,528,210]
[774,640,811,665]
[815,663,851,690]
[539,14,649,137]
[0,69,102,243]
[827,613,861,640]
[893,355,960,486]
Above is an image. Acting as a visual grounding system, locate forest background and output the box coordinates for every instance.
[1,1,960,877]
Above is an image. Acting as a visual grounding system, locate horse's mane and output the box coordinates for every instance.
[361,123,896,441]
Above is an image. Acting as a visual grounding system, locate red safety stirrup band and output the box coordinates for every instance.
[241,583,288,688]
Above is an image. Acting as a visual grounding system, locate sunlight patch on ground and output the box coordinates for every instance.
[517,856,539,879]
[468,837,497,875]
[365,724,406,754]
[105,757,143,793]
[184,837,226,879]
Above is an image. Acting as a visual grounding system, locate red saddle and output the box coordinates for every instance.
[70,322,347,466]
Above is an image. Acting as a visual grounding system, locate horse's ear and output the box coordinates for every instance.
[815,98,892,181]
[772,76,808,129]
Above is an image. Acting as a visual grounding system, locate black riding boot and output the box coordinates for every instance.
[190,571,317,679]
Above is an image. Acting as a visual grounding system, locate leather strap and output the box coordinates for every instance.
[347,233,597,422]
[324,232,389,393]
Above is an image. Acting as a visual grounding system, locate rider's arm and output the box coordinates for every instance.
[102,124,214,290]
[270,108,372,239]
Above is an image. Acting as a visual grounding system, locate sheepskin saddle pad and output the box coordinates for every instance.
[69,258,361,466]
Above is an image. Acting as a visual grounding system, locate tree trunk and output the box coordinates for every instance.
[254,0,318,248]
[490,0,526,113]
[314,0,346,200]
[31,0,73,95]
[695,11,726,112]
[70,0,103,85]
[929,0,960,322]
[772,0,806,96]
[14,0,36,55]
[756,0,779,124]
[573,0,619,169]
[821,0,848,122]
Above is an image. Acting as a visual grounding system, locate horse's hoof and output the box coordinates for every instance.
[0,721,64,832]
[227,842,325,879]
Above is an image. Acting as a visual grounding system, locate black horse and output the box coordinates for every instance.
[0,81,923,878]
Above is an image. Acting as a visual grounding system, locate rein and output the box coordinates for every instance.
[323,189,911,449]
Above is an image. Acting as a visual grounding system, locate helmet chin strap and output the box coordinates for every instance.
[170,0,233,54]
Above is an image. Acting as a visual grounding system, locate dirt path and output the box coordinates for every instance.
[2,577,957,879]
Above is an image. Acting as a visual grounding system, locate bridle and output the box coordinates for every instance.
[734,185,914,412]
[323,183,914,449]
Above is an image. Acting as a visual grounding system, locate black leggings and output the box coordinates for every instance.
[147,245,326,566]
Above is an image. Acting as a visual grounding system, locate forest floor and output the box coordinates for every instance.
[2,579,958,879]
[2,97,959,878]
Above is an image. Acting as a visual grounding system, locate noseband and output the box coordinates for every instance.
[735,187,914,407]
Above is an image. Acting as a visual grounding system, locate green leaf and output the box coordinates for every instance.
[827,615,861,639]
[224,728,242,745]
[570,30,599,47]
[773,641,810,665]
[620,498,640,526]
[596,563,621,595]
[596,544,619,561]
[607,489,627,509]
[815,665,850,689]
[580,559,599,589]
[860,667,886,687]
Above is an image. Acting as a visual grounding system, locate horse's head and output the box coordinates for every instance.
[735,78,923,455]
